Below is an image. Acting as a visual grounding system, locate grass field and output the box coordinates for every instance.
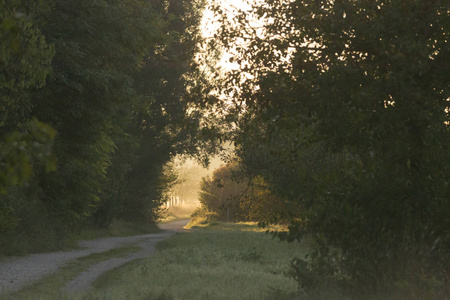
[80,222,308,300]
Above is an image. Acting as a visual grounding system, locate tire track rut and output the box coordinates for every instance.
[0,219,189,294]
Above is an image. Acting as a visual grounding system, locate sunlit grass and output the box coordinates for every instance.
[191,221,288,232]
[81,222,307,299]
[161,201,200,223]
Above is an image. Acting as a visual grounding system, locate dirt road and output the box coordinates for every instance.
[0,219,189,295]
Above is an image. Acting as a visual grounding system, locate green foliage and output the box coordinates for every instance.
[0,0,55,192]
[0,0,217,255]
[96,0,213,227]
[0,186,67,255]
[31,0,165,225]
[240,176,295,225]
[0,1,53,125]
[0,1,57,237]
[212,0,450,297]
[198,163,248,222]
[0,119,56,193]
[198,162,288,223]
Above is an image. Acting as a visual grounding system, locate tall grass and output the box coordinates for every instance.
[83,222,308,299]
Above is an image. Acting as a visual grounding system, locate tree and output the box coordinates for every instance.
[0,0,55,191]
[1,0,219,254]
[197,162,289,223]
[0,1,56,237]
[199,163,247,222]
[96,0,215,225]
[30,0,167,226]
[212,0,450,297]
[239,175,294,224]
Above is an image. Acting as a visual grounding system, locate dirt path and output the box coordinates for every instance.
[0,219,190,295]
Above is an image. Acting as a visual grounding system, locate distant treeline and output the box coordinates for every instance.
[0,0,215,254]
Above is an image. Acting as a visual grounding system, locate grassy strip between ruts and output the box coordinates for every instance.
[77,222,308,300]
[2,244,142,300]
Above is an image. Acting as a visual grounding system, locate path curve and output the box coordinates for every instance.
[0,219,190,294]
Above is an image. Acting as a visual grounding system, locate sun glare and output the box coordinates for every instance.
[201,0,262,71]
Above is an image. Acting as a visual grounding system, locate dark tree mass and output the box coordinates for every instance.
[208,0,449,298]
[0,0,214,254]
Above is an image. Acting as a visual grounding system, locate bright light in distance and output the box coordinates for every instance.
[200,0,263,71]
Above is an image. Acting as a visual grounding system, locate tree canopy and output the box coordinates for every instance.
[0,0,215,254]
[209,0,450,297]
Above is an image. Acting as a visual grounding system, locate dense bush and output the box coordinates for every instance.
[198,163,247,222]
[197,163,289,224]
